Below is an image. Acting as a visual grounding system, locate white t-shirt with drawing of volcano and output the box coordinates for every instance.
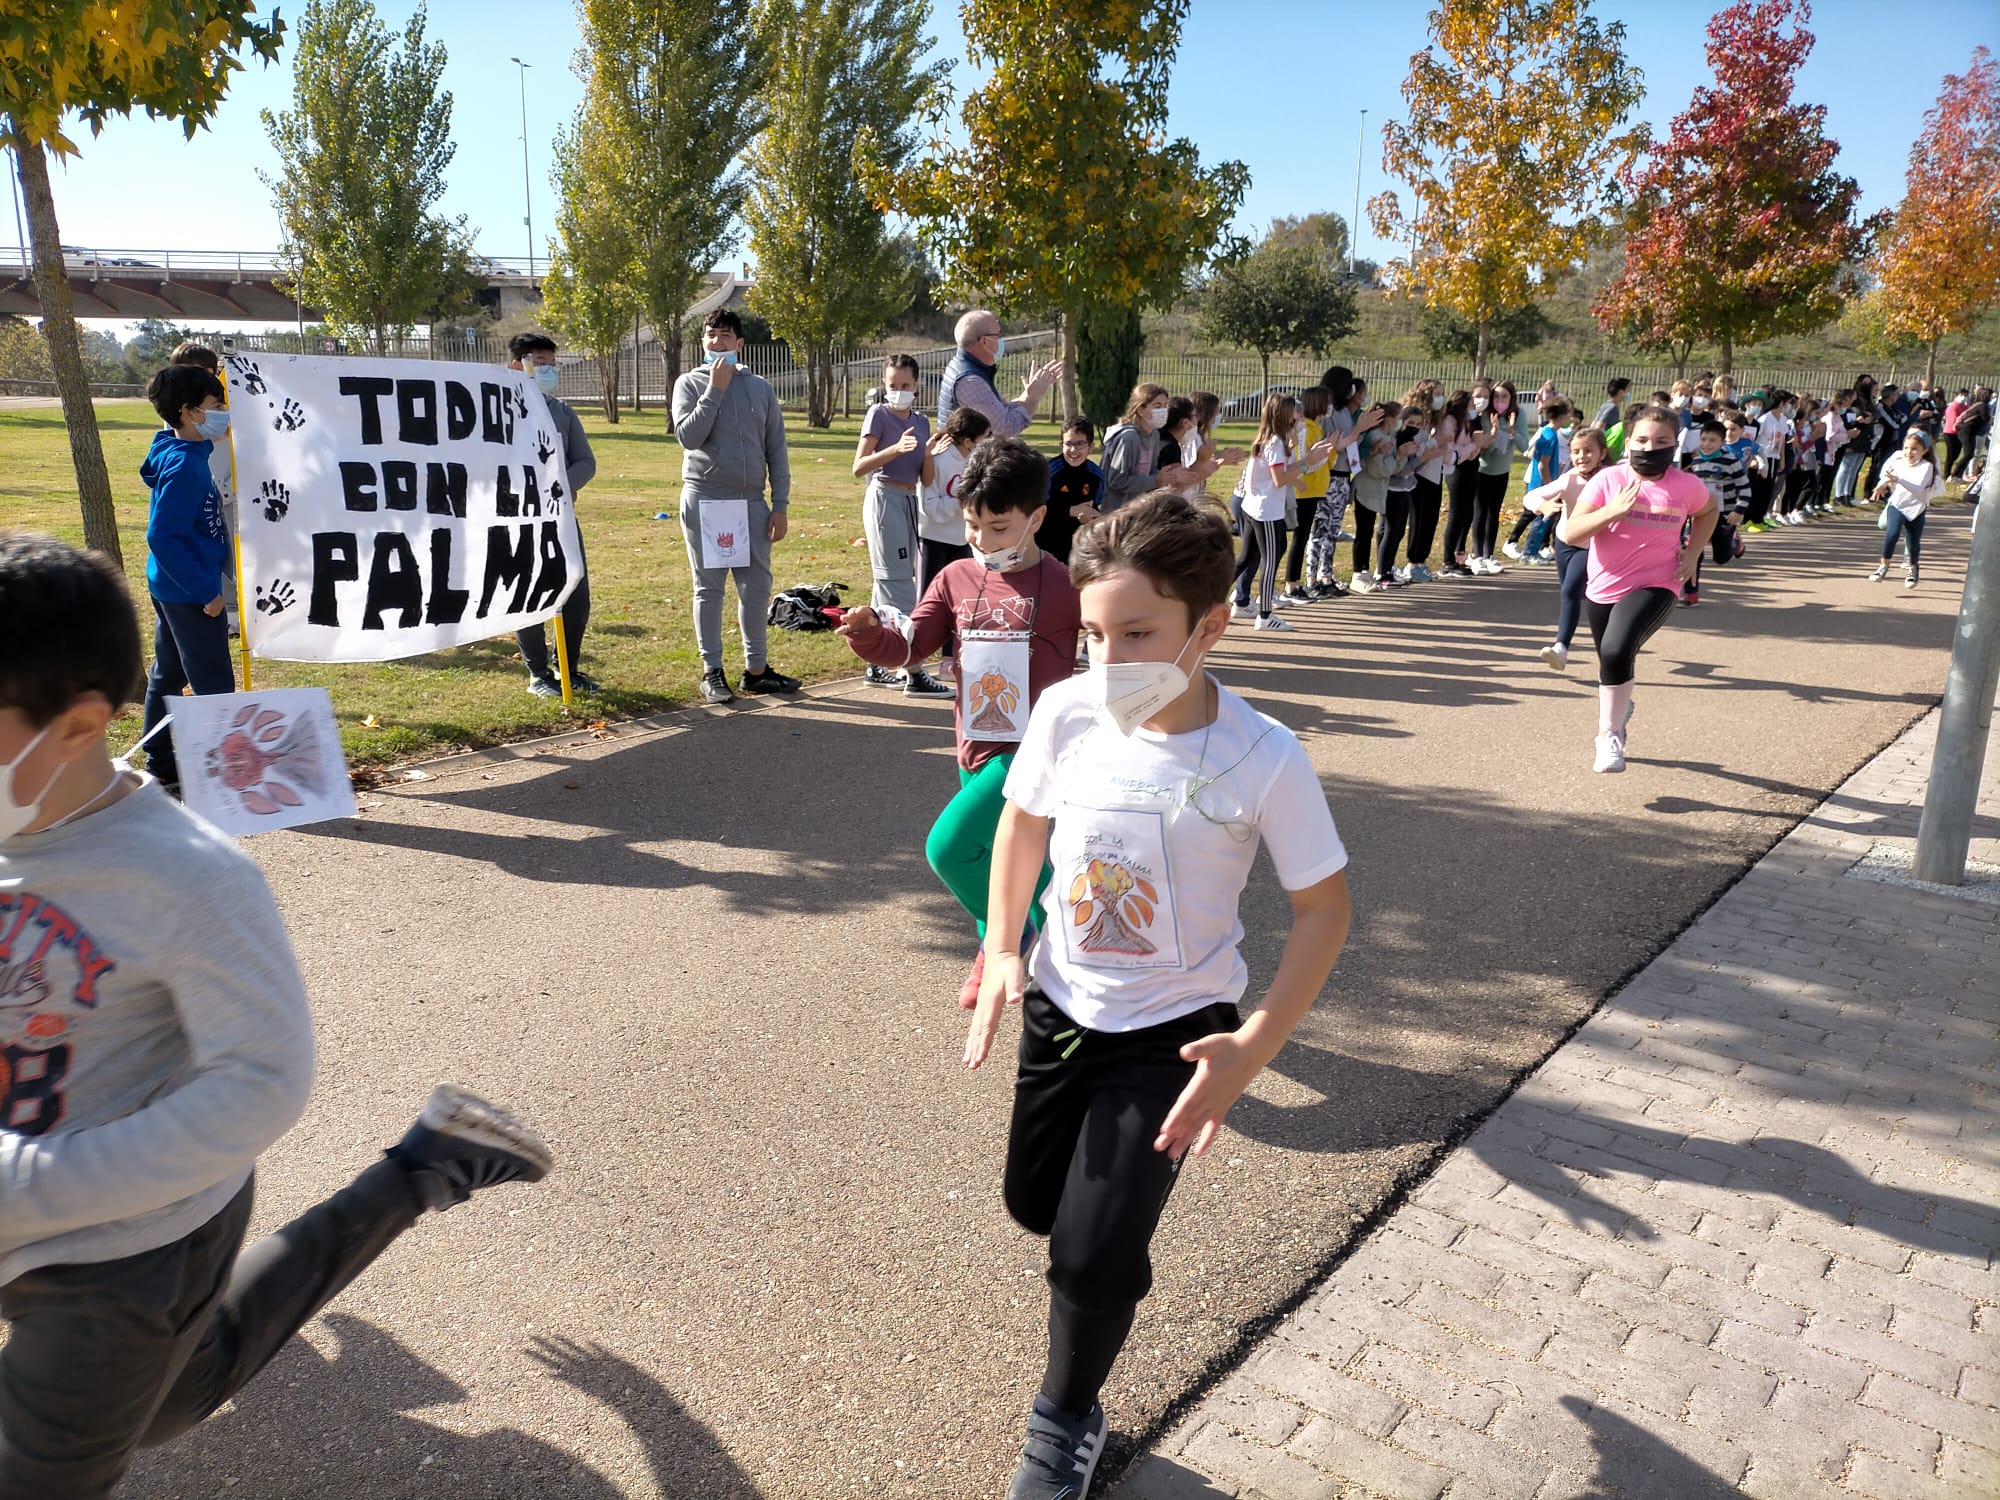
[1003,673,1348,1033]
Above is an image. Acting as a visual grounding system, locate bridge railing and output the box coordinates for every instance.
[0,248,543,280]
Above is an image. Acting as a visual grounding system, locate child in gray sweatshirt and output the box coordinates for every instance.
[0,533,554,1497]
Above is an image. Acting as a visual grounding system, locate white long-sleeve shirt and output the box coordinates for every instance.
[1878,454,1943,518]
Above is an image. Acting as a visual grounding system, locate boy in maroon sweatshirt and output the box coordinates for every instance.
[839,436,1082,1007]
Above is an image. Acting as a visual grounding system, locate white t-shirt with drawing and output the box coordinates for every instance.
[921,443,970,544]
[1004,673,1348,1033]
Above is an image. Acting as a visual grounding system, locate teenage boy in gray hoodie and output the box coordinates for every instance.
[0,534,552,1498]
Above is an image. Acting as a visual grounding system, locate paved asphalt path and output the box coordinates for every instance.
[122,505,1974,1499]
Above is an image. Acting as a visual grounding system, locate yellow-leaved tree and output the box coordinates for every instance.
[1369,0,1645,378]
[1,2,285,564]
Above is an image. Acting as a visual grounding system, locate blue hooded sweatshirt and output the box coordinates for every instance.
[141,431,229,605]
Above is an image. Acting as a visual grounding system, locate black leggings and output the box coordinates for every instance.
[1351,504,1377,574]
[1943,434,1963,479]
[1746,469,1773,525]
[1472,470,1509,557]
[1407,476,1442,564]
[1585,587,1679,686]
[1006,990,1239,1418]
[1375,490,1412,578]
[1554,539,1589,648]
[1442,459,1479,560]
[1234,518,1286,614]
[1286,495,1320,585]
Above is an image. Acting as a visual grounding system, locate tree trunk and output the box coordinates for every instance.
[1059,306,1081,424]
[598,349,621,424]
[662,305,687,434]
[1260,349,1271,401]
[631,311,642,415]
[1474,319,1490,381]
[1672,341,1691,380]
[15,142,121,565]
[1718,334,1733,379]
[1925,335,1939,390]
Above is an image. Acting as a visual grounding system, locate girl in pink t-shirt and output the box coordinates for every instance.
[1558,407,1718,774]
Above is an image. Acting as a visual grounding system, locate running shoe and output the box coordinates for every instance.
[1539,547,1556,561]
[569,672,602,693]
[527,674,561,699]
[1745,522,1770,534]
[1229,601,1250,620]
[1502,541,1524,560]
[1438,563,1474,579]
[700,668,735,704]
[1282,586,1312,604]
[1593,732,1627,775]
[390,1085,554,1212]
[1540,642,1568,671]
[1336,530,1356,543]
[1867,564,1888,582]
[904,667,953,698]
[1680,589,1699,607]
[862,664,901,689]
[1349,573,1377,593]
[1269,592,1292,609]
[1004,1396,1107,1500]
[740,665,802,694]
[1411,563,1435,583]
[1253,614,1293,631]
[957,949,985,1010]
[1377,573,1406,589]
[1905,569,1919,590]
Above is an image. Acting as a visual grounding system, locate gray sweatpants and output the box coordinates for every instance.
[0,1160,423,1498]
[679,491,775,674]
[863,478,920,614]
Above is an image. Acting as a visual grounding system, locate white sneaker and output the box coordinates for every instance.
[1394,564,1413,583]
[1540,642,1568,671]
[1253,613,1293,631]
[1502,542,1524,560]
[1230,601,1250,619]
[1904,570,1919,589]
[1350,573,1377,593]
[1269,592,1291,609]
[1539,547,1556,561]
[1593,732,1627,774]
[1867,564,1888,582]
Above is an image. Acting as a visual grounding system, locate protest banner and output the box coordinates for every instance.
[168,689,357,838]
[223,352,583,663]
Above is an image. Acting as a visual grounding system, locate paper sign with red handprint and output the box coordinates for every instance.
[1056,812,1180,970]
[698,498,751,570]
[167,688,356,839]
[960,630,1030,742]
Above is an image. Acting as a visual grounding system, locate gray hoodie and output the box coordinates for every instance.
[0,780,315,1285]
[671,364,792,511]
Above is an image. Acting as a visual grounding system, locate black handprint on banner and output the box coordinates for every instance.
[254,580,297,616]
[272,398,306,432]
[547,479,565,515]
[259,479,291,522]
[534,429,554,465]
[226,355,267,395]
[512,386,531,421]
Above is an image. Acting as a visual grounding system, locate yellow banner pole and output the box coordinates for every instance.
[552,612,574,707]
[220,360,252,690]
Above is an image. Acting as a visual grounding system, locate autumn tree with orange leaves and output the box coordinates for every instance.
[1874,47,2000,388]
[1369,0,1646,379]
[1592,0,1878,378]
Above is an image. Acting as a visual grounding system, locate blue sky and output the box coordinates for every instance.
[15,0,2000,326]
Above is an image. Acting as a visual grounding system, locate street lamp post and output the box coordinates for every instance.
[1350,110,1367,280]
[510,57,535,281]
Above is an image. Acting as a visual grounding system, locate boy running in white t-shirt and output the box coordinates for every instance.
[964,492,1354,1499]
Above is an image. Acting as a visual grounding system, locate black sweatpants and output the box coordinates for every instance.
[1407,476,1442,565]
[1005,989,1239,1418]
[1233,518,1285,615]
[515,531,591,681]
[1351,504,1378,575]
[0,1160,425,1497]
[1442,459,1479,562]
[1375,490,1412,579]
[1285,496,1320,586]
[1585,587,1679,686]
[142,597,235,786]
[1472,470,1509,558]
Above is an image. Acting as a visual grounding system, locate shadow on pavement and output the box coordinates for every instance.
[1556,1395,1741,1498]
[126,1314,762,1499]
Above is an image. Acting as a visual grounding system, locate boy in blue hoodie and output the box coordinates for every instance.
[138,364,236,790]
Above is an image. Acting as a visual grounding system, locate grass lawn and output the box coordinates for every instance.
[8,398,1557,769]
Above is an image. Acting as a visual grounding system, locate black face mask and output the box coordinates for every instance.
[1628,445,1674,478]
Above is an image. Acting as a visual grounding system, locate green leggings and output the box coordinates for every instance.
[925,753,1049,938]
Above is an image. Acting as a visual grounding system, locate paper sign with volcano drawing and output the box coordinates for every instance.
[1057,810,1181,970]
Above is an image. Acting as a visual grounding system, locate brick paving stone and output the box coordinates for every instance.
[1112,711,2000,1500]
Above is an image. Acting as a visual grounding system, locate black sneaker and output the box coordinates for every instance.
[527,674,561,698]
[903,666,953,698]
[700,668,734,704]
[739,665,801,694]
[862,664,901,689]
[569,671,601,693]
[389,1085,553,1212]
[1004,1396,1107,1500]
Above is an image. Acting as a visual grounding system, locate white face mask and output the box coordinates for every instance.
[1692,396,1708,411]
[1094,627,1202,736]
[1146,405,1168,429]
[885,389,916,410]
[1431,394,1445,411]
[976,541,1026,571]
[0,723,59,842]
[1473,395,1489,413]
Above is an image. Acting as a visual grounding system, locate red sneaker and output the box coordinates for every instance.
[957,948,986,1010]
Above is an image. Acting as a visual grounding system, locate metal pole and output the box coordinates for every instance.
[1913,456,2000,884]
[510,57,535,281]
[1349,110,1367,279]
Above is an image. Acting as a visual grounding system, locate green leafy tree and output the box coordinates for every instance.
[543,109,645,423]
[1419,303,1552,362]
[743,0,945,427]
[1265,212,1350,270]
[1197,242,1358,397]
[261,0,476,352]
[874,0,1247,421]
[1075,304,1146,431]
[125,318,199,371]
[577,0,766,429]
[2,1,285,563]
[1841,285,1927,365]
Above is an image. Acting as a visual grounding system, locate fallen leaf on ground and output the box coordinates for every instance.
[360,714,380,728]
